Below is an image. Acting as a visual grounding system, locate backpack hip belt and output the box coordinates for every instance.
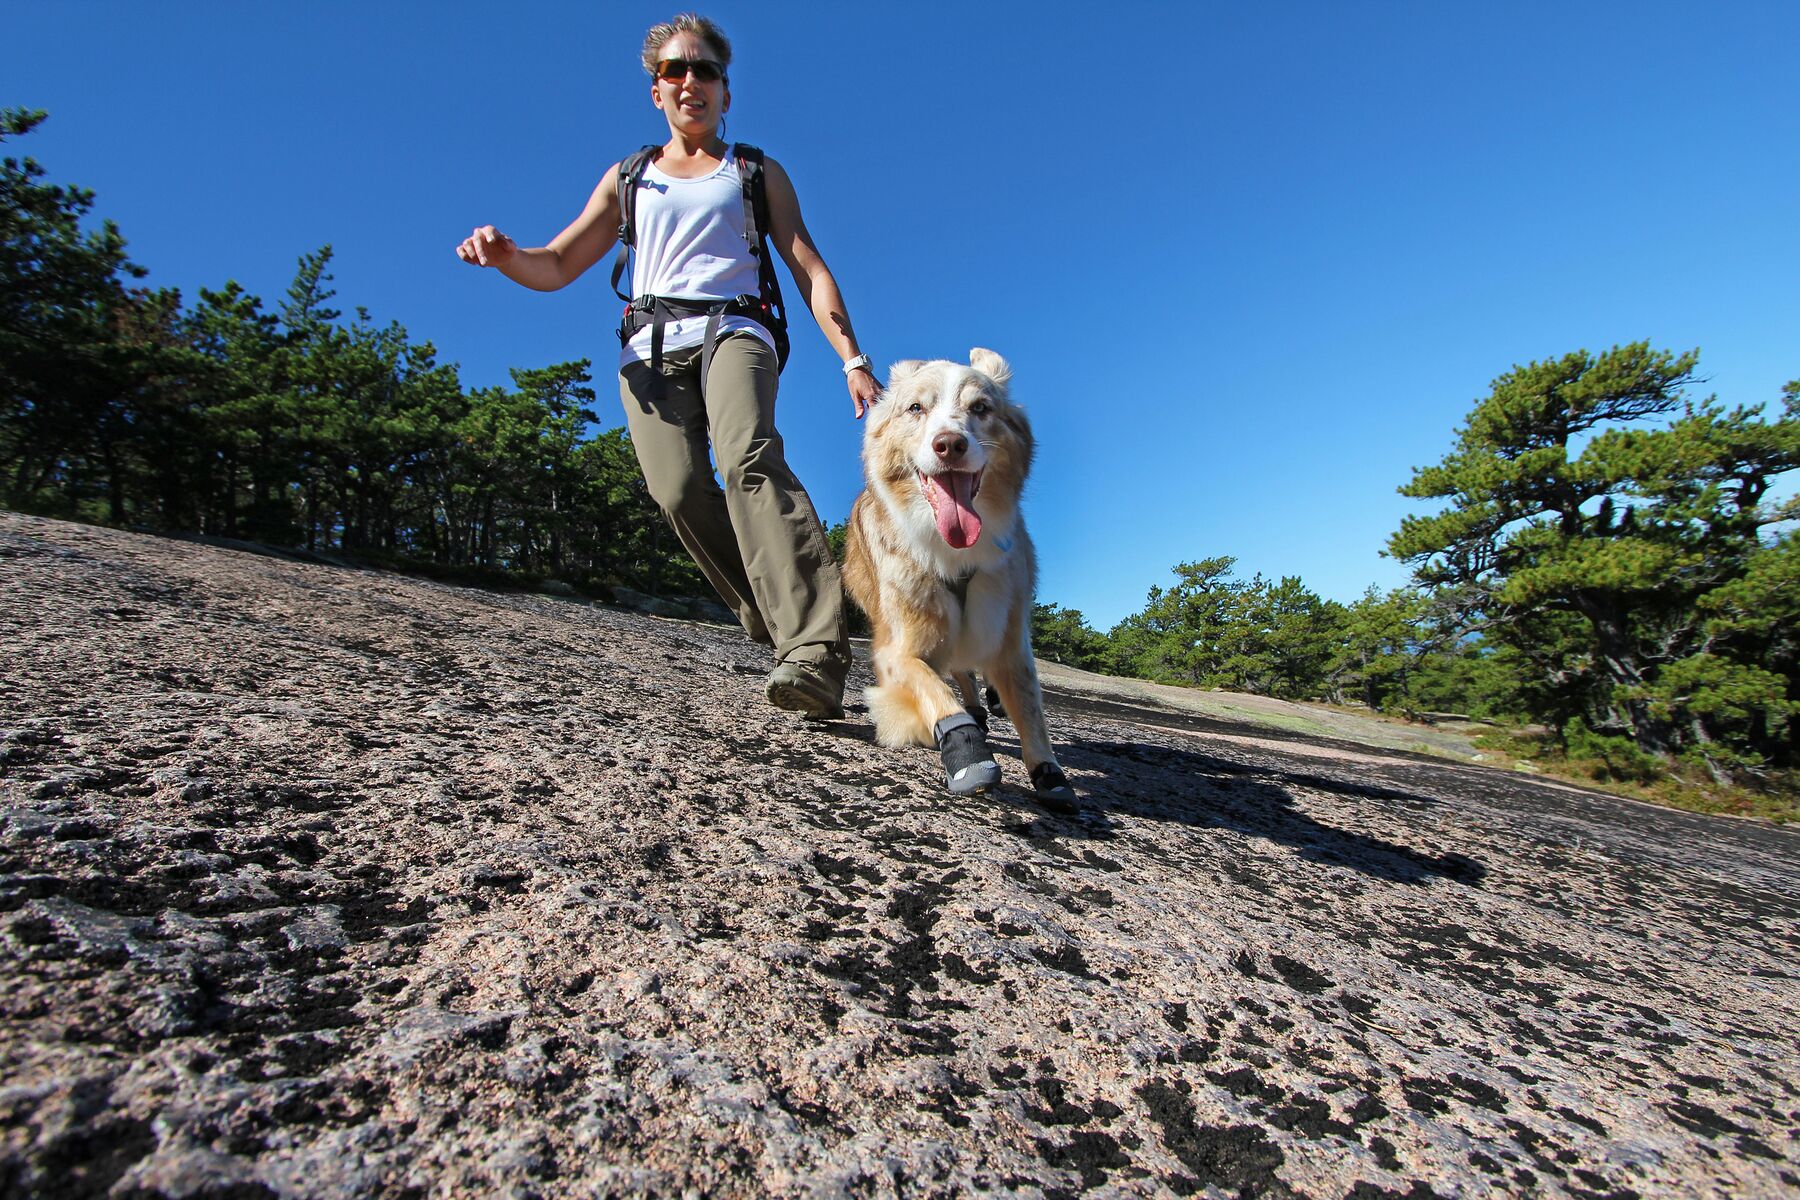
[618,292,777,387]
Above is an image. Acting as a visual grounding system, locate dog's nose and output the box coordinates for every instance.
[933,432,968,461]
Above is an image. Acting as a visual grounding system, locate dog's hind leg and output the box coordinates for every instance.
[953,671,989,730]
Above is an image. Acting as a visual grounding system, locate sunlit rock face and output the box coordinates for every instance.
[2,511,1795,1198]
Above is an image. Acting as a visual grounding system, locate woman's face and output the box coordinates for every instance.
[650,31,729,138]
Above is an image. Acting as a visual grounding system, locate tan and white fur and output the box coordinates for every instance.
[842,348,1066,790]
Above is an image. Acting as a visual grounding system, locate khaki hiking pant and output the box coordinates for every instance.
[618,333,849,682]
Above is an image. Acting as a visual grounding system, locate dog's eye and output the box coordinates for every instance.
[907,402,924,414]
[970,401,990,415]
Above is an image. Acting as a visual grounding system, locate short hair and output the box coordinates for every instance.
[641,13,732,75]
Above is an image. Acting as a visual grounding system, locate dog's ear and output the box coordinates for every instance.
[969,348,1011,395]
[886,360,925,390]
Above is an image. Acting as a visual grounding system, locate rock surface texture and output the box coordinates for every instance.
[2,512,1796,1199]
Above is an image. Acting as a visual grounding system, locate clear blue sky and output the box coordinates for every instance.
[15,2,1799,628]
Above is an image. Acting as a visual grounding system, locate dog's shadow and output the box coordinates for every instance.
[986,730,1485,888]
[814,699,1483,887]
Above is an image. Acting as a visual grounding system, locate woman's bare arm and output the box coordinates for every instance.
[762,156,879,417]
[456,163,624,291]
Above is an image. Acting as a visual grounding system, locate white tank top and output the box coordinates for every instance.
[618,147,777,367]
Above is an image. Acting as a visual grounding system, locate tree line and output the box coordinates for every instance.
[6,107,1796,789]
[1,108,701,597]
[1030,344,1798,788]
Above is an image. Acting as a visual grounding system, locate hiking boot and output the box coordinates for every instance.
[765,660,844,720]
[935,713,1001,795]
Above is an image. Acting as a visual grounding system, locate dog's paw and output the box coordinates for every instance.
[947,758,1001,795]
[1029,762,1078,814]
[936,713,1000,796]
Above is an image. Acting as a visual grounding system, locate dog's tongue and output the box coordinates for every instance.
[931,472,982,549]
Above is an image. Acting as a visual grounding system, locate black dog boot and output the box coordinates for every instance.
[1030,762,1078,814]
[935,712,1001,796]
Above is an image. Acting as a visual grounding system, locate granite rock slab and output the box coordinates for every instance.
[2,512,1796,1198]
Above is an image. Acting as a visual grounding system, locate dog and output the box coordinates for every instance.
[842,348,1076,808]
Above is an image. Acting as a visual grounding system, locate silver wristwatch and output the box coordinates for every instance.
[842,353,873,375]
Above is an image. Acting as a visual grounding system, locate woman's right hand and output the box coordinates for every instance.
[456,226,516,268]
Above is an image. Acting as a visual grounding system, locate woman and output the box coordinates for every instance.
[457,13,877,720]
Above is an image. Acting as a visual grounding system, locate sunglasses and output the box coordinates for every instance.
[655,58,726,83]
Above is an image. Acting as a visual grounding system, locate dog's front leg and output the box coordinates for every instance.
[869,643,970,745]
[869,642,1002,796]
[985,637,1077,809]
[985,650,1055,768]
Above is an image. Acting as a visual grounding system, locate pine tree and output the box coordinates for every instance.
[0,108,146,513]
[1030,603,1109,671]
[1390,344,1799,772]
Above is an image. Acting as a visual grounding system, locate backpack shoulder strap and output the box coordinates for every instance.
[733,143,769,258]
[615,144,661,247]
[731,143,790,372]
[610,144,661,302]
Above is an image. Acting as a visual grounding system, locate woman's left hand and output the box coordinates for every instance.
[847,367,881,419]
